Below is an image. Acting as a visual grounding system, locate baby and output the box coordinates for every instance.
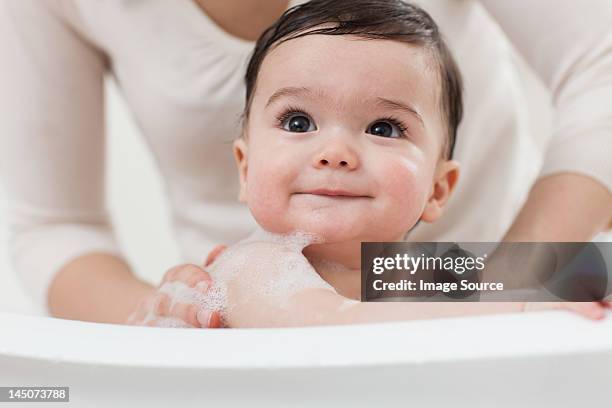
[227,0,461,302]
[132,0,611,327]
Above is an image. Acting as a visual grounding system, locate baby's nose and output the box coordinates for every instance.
[313,145,358,170]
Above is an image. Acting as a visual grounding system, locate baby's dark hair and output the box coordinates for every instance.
[242,0,463,159]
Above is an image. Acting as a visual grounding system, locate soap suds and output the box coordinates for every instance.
[153,227,335,327]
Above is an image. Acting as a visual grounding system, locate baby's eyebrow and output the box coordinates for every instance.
[265,86,317,108]
[374,97,424,127]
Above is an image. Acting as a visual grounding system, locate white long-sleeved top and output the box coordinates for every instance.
[0,0,611,311]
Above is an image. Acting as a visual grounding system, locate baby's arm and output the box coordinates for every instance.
[227,286,609,328]
[209,243,609,328]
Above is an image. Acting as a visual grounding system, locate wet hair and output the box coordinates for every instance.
[241,0,463,159]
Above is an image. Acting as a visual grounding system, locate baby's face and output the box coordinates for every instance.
[234,34,458,244]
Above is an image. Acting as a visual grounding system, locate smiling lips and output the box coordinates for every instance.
[298,189,372,198]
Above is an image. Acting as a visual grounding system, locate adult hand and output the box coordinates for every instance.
[523,301,612,320]
[126,245,227,327]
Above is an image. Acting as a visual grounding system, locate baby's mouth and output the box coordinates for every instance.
[295,188,373,199]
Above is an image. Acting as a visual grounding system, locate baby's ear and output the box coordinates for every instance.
[420,160,460,223]
[232,137,248,202]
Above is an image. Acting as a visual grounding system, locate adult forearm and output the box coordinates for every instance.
[251,289,524,327]
[334,301,524,326]
[47,253,154,324]
[503,173,612,242]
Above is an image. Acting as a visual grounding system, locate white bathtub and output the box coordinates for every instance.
[1,310,612,407]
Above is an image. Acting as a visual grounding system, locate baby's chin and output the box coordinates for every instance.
[255,214,375,245]
[250,203,415,244]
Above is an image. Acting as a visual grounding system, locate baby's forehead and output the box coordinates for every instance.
[261,35,438,102]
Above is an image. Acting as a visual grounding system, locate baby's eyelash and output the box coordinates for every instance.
[377,115,409,138]
[275,105,313,127]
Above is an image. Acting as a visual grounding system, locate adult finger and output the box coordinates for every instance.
[573,302,606,320]
[167,264,207,284]
[144,317,194,328]
[168,302,201,327]
[204,244,227,267]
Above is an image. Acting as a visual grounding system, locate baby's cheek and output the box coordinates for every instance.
[379,158,431,227]
[244,164,291,233]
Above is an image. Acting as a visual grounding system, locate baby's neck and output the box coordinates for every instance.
[302,240,362,300]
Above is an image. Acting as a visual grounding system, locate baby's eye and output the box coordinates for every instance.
[367,118,408,139]
[278,111,317,133]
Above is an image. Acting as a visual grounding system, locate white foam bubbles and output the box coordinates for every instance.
[157,279,229,324]
[205,227,335,324]
[148,227,335,327]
